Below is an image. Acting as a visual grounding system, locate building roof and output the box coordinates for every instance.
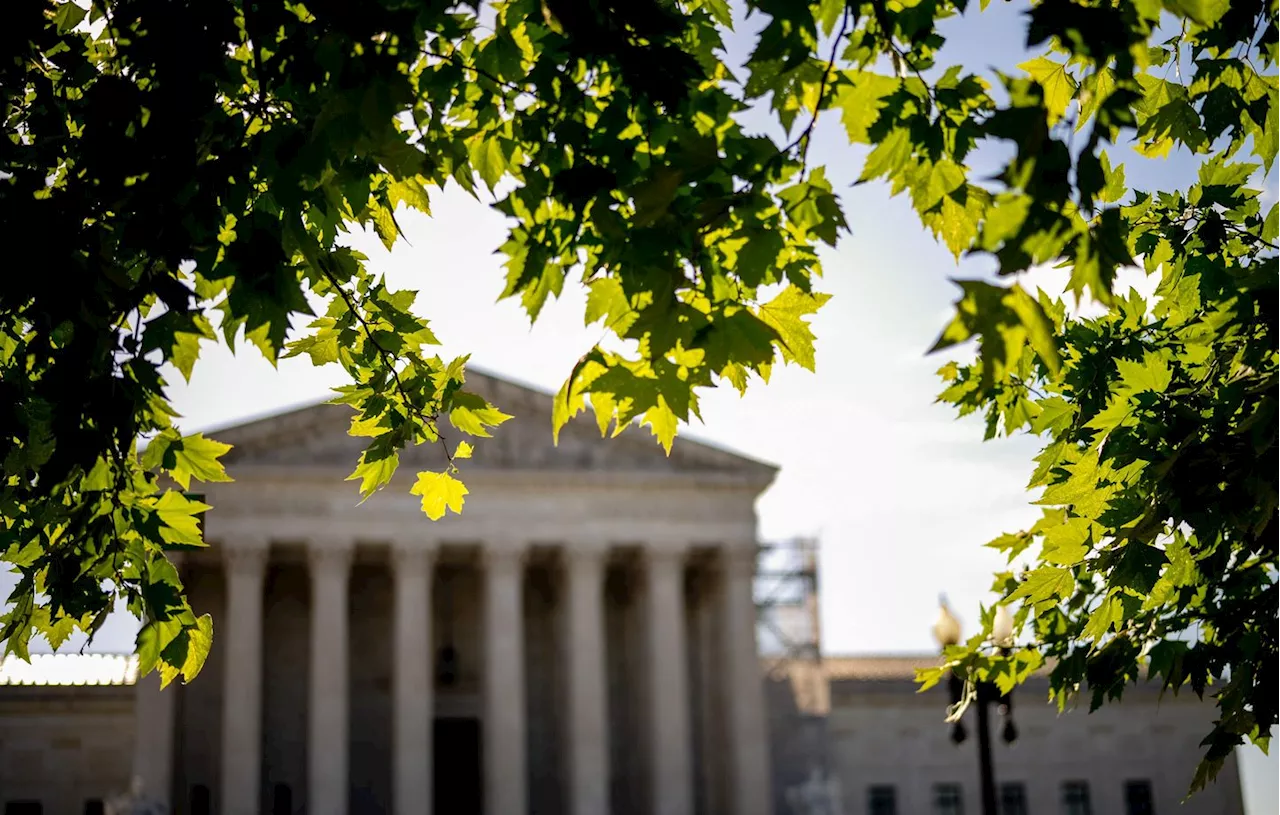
[208,369,778,486]
[822,654,942,681]
[0,653,138,686]
[0,653,960,686]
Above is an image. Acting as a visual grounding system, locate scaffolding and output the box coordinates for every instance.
[755,537,839,814]
[754,536,821,676]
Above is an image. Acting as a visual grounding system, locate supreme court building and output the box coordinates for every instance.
[131,371,776,815]
[0,371,1247,815]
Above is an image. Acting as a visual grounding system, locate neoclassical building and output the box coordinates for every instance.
[0,372,1248,815]
[134,371,776,815]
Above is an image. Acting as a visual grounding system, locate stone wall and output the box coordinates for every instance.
[0,685,135,812]
[823,669,1244,815]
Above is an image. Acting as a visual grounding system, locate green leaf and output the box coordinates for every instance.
[1037,448,1116,519]
[585,278,635,332]
[448,392,513,437]
[1163,0,1230,26]
[835,73,897,144]
[347,450,399,501]
[1033,397,1077,435]
[699,0,732,26]
[469,137,508,190]
[1099,152,1127,204]
[1083,595,1123,642]
[859,128,913,182]
[1078,68,1116,130]
[1263,205,1278,244]
[757,287,832,371]
[1041,517,1091,565]
[930,281,1061,387]
[1115,351,1172,393]
[1018,57,1078,125]
[156,614,214,687]
[53,2,88,33]
[154,491,212,547]
[1008,567,1075,605]
[642,396,680,454]
[145,432,233,491]
[1005,284,1062,377]
[410,470,469,520]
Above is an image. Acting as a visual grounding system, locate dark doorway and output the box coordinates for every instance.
[189,785,211,815]
[272,784,293,815]
[434,717,483,814]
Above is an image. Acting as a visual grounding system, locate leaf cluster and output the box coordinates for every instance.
[1,0,843,682]
[898,0,1278,788]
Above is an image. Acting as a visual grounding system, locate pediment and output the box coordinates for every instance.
[214,369,776,482]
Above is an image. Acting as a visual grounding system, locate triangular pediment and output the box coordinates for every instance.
[214,370,776,482]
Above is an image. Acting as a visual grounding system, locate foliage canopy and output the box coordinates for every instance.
[2,0,1275,788]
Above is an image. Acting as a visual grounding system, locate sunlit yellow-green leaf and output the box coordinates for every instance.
[410,471,469,521]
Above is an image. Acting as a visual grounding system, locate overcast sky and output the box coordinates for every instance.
[3,1,1274,808]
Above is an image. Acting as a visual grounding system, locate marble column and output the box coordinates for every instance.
[392,543,436,815]
[646,547,693,815]
[564,547,610,815]
[722,547,771,815]
[131,669,176,807]
[220,541,269,815]
[483,546,527,815]
[308,543,353,815]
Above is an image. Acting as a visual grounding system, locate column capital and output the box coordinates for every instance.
[482,544,527,571]
[563,545,609,569]
[223,540,269,576]
[646,545,689,568]
[308,542,354,575]
[390,541,437,573]
[721,545,759,576]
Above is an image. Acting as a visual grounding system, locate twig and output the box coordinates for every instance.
[430,46,533,99]
[794,5,853,168]
[869,1,939,112]
[317,265,455,467]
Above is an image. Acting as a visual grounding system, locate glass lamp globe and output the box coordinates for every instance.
[992,604,1015,648]
[933,600,962,648]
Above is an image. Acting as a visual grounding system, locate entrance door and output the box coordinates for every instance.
[434,717,483,814]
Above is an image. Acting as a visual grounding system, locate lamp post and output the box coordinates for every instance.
[932,599,1018,815]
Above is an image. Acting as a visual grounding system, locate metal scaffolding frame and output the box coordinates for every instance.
[754,536,821,677]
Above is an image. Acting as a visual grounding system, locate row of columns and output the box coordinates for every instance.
[138,541,770,815]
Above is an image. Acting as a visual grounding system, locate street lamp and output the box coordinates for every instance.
[932,598,1018,815]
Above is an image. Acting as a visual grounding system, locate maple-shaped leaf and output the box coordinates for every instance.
[1008,566,1075,605]
[411,470,468,521]
[1115,351,1172,394]
[835,72,898,144]
[142,431,234,490]
[448,391,514,437]
[642,396,681,454]
[757,286,832,371]
[154,491,213,547]
[1040,517,1092,565]
[1018,56,1078,125]
[347,450,400,501]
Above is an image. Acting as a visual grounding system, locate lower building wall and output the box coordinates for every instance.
[0,659,1248,815]
[0,686,135,812]
[820,675,1244,815]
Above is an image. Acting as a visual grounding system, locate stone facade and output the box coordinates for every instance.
[132,371,776,815]
[0,372,1248,814]
[768,657,1245,815]
[0,681,136,812]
